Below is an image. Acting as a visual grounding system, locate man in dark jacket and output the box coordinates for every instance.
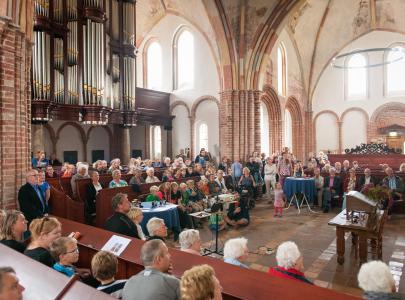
[322,168,342,213]
[359,168,378,190]
[18,170,48,223]
[104,193,139,239]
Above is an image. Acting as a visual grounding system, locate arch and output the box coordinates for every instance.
[55,122,87,162]
[191,96,220,159]
[86,126,113,163]
[190,95,220,119]
[142,37,162,90]
[44,124,57,155]
[170,100,191,117]
[345,52,368,100]
[370,102,405,123]
[277,43,287,96]
[313,110,340,153]
[260,85,282,154]
[285,96,303,158]
[56,122,87,142]
[172,25,194,90]
[340,107,369,123]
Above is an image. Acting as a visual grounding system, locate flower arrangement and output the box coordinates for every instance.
[361,184,391,207]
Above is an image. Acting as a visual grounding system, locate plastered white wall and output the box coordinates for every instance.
[87,126,111,162]
[316,113,338,153]
[172,105,191,154]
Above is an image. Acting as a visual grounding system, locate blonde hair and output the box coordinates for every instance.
[149,185,159,193]
[127,207,143,222]
[29,217,61,240]
[171,182,179,189]
[181,265,216,300]
[179,182,187,189]
[0,210,24,240]
[91,250,118,281]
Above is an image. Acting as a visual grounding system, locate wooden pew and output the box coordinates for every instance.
[328,154,405,170]
[0,244,114,300]
[49,186,85,223]
[58,217,359,300]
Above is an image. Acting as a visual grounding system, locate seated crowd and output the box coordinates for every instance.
[0,208,402,300]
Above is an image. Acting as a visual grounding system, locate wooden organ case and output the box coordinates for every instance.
[31,0,172,128]
[346,191,378,230]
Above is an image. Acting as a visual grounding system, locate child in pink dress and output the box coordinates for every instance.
[273,182,286,217]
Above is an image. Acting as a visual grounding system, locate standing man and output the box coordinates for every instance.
[18,170,48,223]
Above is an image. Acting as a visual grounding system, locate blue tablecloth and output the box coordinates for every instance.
[140,203,180,235]
[283,177,315,202]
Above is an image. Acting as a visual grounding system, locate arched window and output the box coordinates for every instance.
[277,44,287,96]
[260,102,270,156]
[346,53,367,100]
[386,46,405,96]
[146,41,162,90]
[151,126,162,159]
[175,29,194,90]
[198,123,208,151]
[284,109,292,151]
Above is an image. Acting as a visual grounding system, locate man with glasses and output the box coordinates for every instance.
[18,170,48,223]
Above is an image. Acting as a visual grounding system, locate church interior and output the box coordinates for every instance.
[1,0,405,299]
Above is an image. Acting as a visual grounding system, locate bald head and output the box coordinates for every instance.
[26,170,39,185]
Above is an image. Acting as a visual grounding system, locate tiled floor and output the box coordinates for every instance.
[195,199,405,297]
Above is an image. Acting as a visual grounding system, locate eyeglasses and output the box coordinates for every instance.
[64,248,79,254]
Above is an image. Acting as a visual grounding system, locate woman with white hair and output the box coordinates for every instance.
[145,167,160,183]
[179,229,201,256]
[268,241,312,285]
[109,170,128,188]
[358,261,399,300]
[223,237,249,269]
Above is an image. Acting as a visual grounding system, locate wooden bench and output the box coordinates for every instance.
[327,154,405,170]
[0,244,114,299]
[58,217,360,300]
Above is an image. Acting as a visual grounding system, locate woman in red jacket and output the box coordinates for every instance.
[268,241,313,285]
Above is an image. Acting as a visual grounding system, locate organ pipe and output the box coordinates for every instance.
[68,66,78,104]
[32,31,51,100]
[67,21,78,65]
[53,0,63,23]
[111,0,119,40]
[84,0,102,9]
[54,38,63,72]
[82,19,105,105]
[67,0,78,20]
[34,0,49,18]
[123,2,135,45]
[122,57,136,110]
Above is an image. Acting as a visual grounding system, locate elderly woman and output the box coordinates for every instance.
[268,241,312,284]
[129,169,145,185]
[223,237,249,268]
[70,163,90,198]
[108,158,122,174]
[145,167,160,183]
[179,229,201,256]
[238,167,256,204]
[181,264,223,300]
[358,261,398,300]
[85,171,104,223]
[109,170,128,188]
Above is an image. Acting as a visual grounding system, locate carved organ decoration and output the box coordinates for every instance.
[31,0,137,126]
[345,143,402,155]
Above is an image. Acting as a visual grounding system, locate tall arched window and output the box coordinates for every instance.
[284,109,292,151]
[346,53,367,100]
[198,123,208,151]
[277,43,287,96]
[175,29,194,90]
[260,102,270,156]
[146,41,162,90]
[151,126,162,159]
[386,46,405,96]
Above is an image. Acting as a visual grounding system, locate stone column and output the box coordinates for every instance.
[120,127,131,165]
[219,90,261,161]
[31,124,44,154]
[165,126,173,159]
[338,121,343,153]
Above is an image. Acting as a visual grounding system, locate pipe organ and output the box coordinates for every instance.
[31,0,137,126]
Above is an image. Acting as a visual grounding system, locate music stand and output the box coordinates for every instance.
[202,202,223,256]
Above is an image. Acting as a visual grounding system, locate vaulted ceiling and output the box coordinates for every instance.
[136,0,405,98]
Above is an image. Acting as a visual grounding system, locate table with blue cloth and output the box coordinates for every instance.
[283,177,316,212]
[140,203,181,235]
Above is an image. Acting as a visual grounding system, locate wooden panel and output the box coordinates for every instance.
[328,154,405,170]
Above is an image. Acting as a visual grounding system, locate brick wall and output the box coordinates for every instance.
[0,19,32,208]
